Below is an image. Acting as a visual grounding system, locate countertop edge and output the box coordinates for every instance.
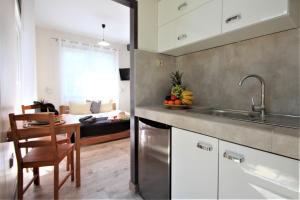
[135,106,300,160]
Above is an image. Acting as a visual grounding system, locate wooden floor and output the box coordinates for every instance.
[24,138,142,199]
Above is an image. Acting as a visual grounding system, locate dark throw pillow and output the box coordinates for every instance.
[90,101,101,114]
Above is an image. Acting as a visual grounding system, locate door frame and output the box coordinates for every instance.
[112,0,138,191]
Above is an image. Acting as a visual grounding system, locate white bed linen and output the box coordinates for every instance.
[64,110,128,121]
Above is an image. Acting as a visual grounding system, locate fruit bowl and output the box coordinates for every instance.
[163,104,190,109]
[165,70,193,110]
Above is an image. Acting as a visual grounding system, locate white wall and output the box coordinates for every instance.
[119,44,130,112]
[137,0,158,52]
[0,0,37,141]
[36,27,130,111]
[21,0,37,105]
[0,0,21,142]
[0,0,36,198]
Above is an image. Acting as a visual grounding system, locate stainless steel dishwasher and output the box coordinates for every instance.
[138,118,171,200]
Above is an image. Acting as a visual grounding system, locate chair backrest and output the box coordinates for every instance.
[21,104,41,114]
[9,113,57,165]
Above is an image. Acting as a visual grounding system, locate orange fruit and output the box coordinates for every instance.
[174,100,182,105]
[168,100,175,105]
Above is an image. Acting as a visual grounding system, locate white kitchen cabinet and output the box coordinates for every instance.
[219,140,300,199]
[222,0,298,33]
[171,128,218,199]
[157,0,299,56]
[158,0,222,52]
[158,21,177,53]
[158,0,212,27]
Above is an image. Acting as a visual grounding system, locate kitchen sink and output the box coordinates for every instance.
[188,108,300,129]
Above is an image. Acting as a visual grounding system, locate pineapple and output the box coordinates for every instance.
[170,70,183,86]
[170,70,185,98]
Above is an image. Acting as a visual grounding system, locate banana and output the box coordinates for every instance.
[182,90,193,96]
[182,95,194,100]
[181,90,194,105]
[182,99,192,105]
[182,93,193,97]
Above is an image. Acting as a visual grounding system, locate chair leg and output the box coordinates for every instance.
[18,169,23,200]
[54,164,59,200]
[25,140,29,173]
[70,150,74,182]
[33,167,40,186]
[66,155,70,171]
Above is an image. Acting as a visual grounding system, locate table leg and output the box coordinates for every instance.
[75,125,81,187]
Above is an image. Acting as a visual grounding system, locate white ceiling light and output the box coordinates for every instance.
[98,24,110,47]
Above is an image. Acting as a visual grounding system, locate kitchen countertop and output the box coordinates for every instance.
[135,105,300,160]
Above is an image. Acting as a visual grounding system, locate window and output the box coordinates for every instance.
[59,41,119,104]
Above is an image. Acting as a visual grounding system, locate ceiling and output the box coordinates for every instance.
[35,0,130,44]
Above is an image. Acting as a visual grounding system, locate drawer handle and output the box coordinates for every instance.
[197,142,213,151]
[225,14,242,24]
[223,151,245,163]
[177,2,188,11]
[177,34,187,41]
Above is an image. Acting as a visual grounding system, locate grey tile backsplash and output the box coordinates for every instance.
[134,50,176,107]
[135,28,300,116]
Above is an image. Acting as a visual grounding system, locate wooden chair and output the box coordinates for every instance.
[21,104,70,144]
[9,113,74,200]
[22,104,71,170]
[21,104,41,113]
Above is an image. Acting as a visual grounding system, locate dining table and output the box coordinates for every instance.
[7,114,82,187]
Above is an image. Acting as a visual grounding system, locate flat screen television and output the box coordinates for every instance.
[119,68,130,81]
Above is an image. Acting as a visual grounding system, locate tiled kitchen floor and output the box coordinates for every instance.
[24,138,141,199]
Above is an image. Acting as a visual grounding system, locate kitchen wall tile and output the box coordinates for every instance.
[176,28,300,115]
[134,50,176,106]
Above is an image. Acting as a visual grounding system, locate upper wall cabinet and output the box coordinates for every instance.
[158,0,212,26]
[158,0,299,56]
[158,0,222,52]
[222,0,297,33]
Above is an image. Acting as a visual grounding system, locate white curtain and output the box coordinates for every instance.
[59,41,119,104]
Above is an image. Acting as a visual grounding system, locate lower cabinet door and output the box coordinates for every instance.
[171,128,218,199]
[219,140,300,199]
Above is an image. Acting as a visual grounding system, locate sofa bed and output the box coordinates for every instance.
[59,101,130,145]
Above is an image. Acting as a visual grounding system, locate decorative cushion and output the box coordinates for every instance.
[69,102,92,115]
[118,112,130,120]
[87,100,101,114]
[100,100,114,113]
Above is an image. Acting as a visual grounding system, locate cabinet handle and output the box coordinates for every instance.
[197,142,213,151]
[225,14,242,24]
[177,34,187,41]
[177,2,188,11]
[223,151,245,163]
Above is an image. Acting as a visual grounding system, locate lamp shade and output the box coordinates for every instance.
[98,40,110,47]
[98,24,110,47]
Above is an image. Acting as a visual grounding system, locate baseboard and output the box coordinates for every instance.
[129,180,139,193]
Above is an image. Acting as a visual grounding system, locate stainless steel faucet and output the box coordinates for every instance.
[238,74,266,120]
